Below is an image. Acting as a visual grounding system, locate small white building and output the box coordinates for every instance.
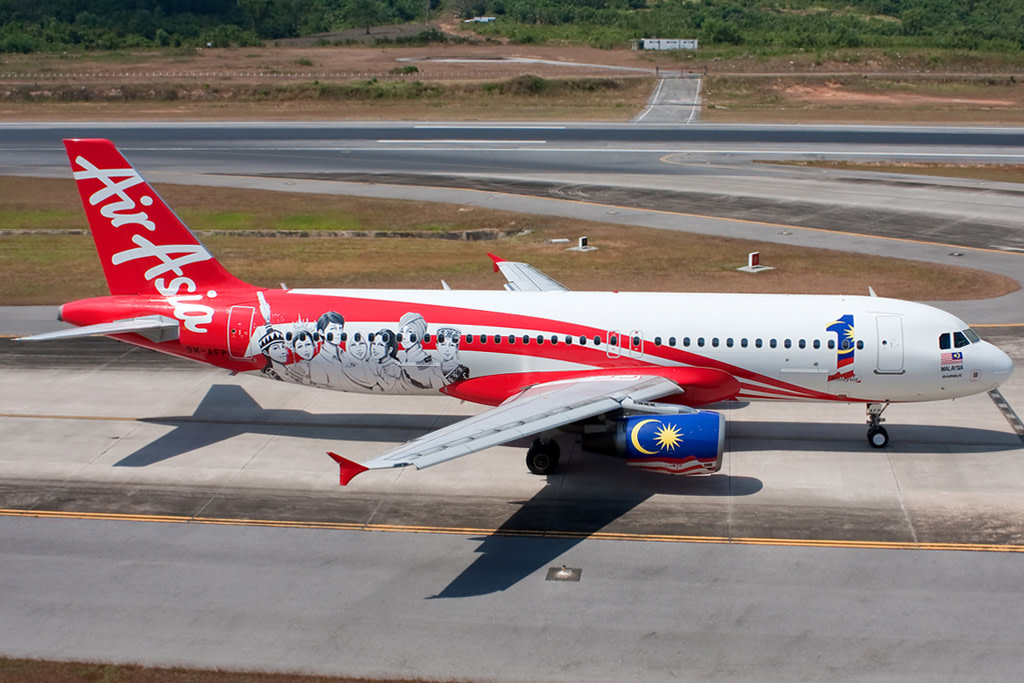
[633,38,699,51]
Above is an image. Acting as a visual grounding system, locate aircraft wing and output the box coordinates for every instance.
[487,253,570,292]
[328,374,681,484]
[16,315,179,343]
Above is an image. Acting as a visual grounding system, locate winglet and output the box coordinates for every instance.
[327,452,369,486]
[486,253,504,272]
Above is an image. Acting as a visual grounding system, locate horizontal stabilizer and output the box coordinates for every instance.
[487,253,570,292]
[16,315,179,343]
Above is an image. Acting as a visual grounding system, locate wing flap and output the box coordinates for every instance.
[330,374,682,484]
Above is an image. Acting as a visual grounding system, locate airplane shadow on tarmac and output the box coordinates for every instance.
[115,384,472,467]
[431,436,763,599]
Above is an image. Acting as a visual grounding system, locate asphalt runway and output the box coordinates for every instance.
[2,122,1024,680]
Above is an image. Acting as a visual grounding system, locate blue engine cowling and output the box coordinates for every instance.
[583,412,724,475]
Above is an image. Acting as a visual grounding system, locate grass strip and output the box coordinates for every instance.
[0,176,1015,305]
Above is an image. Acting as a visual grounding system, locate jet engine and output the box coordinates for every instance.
[582,412,724,475]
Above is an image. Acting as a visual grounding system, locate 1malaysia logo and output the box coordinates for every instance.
[74,154,215,333]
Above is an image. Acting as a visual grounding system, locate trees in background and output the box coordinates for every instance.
[0,0,1020,53]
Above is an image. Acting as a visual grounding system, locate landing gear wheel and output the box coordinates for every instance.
[865,402,890,449]
[526,439,561,475]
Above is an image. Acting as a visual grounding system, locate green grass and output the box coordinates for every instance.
[0,209,82,230]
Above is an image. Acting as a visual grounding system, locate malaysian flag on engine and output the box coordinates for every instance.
[941,351,963,364]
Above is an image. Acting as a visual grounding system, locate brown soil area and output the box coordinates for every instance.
[3,39,1024,122]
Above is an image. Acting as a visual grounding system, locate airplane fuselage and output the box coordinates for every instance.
[60,288,1013,407]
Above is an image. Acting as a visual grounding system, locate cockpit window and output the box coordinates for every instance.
[964,328,981,344]
[952,331,970,348]
[938,333,951,350]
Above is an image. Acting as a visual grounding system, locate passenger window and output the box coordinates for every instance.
[368,332,375,342]
[770,339,777,349]
[711,338,719,348]
[953,331,970,348]
[841,340,851,350]
[682,337,690,347]
[493,334,500,344]
[423,333,431,343]
[465,333,473,343]
[856,340,864,350]
[726,338,734,348]
[565,336,572,345]
[784,339,791,349]
[479,335,486,344]
[593,336,601,345]
[813,339,820,349]
[580,336,587,345]
[669,337,677,347]
[828,339,835,350]
[632,335,640,346]
[740,338,748,348]
[755,339,763,348]
[353,332,362,342]
[551,335,558,345]
[697,337,705,347]
[798,339,806,349]
[340,332,348,342]
[537,335,545,344]
[522,335,530,344]
[654,337,662,346]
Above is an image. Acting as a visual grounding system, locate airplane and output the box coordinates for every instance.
[19,138,1015,485]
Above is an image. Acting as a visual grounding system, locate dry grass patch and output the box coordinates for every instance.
[0,176,1015,305]
[702,75,1024,125]
[0,656,422,683]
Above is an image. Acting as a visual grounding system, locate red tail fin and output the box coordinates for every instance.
[64,138,249,296]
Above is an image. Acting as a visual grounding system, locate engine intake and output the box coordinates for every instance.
[582,412,724,475]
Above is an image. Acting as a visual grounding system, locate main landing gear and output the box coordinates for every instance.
[866,402,890,448]
[526,438,561,475]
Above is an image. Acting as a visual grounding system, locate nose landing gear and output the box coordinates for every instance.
[866,402,890,448]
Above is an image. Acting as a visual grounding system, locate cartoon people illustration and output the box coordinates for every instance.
[258,328,290,381]
[286,328,318,384]
[436,327,470,384]
[341,329,376,391]
[369,329,404,392]
[397,312,442,391]
[310,311,345,387]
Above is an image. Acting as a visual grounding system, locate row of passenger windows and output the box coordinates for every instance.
[339,331,862,350]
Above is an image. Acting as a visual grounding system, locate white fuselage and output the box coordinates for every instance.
[261,289,1014,404]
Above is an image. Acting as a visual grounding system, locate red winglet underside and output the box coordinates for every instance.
[327,452,369,486]
[486,252,504,272]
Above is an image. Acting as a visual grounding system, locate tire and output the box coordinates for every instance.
[526,439,561,475]
[868,426,889,449]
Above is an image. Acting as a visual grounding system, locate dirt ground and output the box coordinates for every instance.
[4,32,1024,123]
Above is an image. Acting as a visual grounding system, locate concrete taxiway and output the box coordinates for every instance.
[1,331,1023,681]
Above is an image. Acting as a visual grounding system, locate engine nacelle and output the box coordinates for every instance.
[582,412,724,475]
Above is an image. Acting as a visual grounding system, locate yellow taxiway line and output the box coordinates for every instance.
[2,507,1022,554]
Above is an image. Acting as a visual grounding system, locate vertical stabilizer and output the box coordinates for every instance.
[64,138,249,296]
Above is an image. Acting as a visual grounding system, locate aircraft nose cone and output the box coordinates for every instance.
[991,344,1014,378]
